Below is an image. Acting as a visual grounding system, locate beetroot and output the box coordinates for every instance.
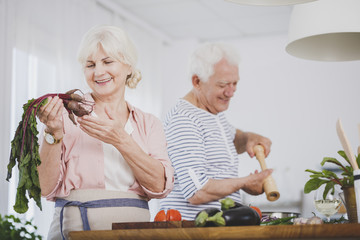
[6,89,94,213]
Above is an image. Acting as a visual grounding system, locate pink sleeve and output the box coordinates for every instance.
[129,115,174,199]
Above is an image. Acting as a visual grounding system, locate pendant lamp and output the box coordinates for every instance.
[225,0,317,6]
[286,0,360,61]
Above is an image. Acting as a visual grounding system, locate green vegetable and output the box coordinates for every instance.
[260,216,295,226]
[196,205,260,227]
[6,89,94,213]
[220,206,260,226]
[6,99,47,213]
[220,197,243,210]
[304,150,360,199]
[195,208,221,227]
[324,216,348,224]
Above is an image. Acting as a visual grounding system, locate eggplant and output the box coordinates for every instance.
[198,206,260,227]
[222,206,260,226]
[195,207,221,218]
[220,197,243,210]
[194,208,221,227]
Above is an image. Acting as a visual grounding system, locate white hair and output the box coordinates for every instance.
[188,42,240,82]
[77,25,141,88]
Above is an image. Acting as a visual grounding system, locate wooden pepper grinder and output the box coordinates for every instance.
[254,145,280,201]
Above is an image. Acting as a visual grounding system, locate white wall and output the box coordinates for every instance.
[2,1,360,237]
[161,34,360,217]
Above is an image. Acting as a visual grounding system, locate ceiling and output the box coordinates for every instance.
[101,0,293,42]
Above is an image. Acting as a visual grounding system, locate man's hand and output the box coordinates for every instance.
[245,132,272,158]
[242,169,273,195]
[234,130,272,158]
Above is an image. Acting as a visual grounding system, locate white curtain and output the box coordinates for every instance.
[1,0,166,237]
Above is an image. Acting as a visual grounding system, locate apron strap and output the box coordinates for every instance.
[56,198,149,240]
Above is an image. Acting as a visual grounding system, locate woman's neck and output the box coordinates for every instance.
[91,92,129,122]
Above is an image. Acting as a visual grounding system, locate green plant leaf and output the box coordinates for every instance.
[305,169,321,174]
[0,214,43,240]
[322,170,339,179]
[338,150,352,166]
[323,181,335,199]
[309,174,325,179]
[321,157,348,173]
[13,187,29,214]
[304,178,328,193]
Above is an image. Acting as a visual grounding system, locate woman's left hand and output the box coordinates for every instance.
[77,106,126,145]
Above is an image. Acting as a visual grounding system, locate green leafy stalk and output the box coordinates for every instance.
[6,99,47,213]
[304,150,359,198]
[6,89,94,214]
[260,216,295,226]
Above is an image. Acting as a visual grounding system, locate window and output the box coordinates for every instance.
[8,48,56,235]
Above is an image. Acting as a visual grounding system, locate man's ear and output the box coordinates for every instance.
[192,75,201,88]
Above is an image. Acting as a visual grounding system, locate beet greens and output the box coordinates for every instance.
[6,89,94,213]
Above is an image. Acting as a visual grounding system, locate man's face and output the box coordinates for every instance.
[197,58,239,114]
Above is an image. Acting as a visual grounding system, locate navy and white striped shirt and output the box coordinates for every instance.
[160,99,242,220]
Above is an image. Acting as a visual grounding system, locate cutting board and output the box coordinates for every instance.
[112,220,195,229]
[69,223,360,240]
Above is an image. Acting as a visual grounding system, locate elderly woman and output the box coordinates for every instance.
[37,25,174,239]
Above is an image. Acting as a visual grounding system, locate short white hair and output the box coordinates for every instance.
[188,42,240,81]
[77,25,141,88]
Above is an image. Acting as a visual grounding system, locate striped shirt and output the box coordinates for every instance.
[159,99,242,220]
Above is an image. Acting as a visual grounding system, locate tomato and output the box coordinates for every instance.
[154,209,166,222]
[250,206,262,219]
[166,209,182,221]
[154,209,182,222]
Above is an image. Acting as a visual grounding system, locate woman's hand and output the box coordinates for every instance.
[77,106,126,146]
[242,169,273,195]
[37,96,64,133]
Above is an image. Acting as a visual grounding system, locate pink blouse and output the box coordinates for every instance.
[42,94,174,201]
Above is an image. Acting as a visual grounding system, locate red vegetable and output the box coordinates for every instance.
[154,210,166,222]
[154,209,182,222]
[166,209,182,221]
[250,205,262,219]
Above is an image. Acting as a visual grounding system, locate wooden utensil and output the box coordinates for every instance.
[253,145,280,201]
[357,123,360,155]
[336,119,360,223]
[336,119,359,170]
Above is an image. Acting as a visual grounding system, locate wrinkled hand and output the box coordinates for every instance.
[242,169,273,195]
[37,96,63,133]
[245,133,272,158]
[77,106,125,145]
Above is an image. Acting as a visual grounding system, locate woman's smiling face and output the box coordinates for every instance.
[84,45,132,99]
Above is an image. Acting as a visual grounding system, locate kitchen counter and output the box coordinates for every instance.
[68,223,360,240]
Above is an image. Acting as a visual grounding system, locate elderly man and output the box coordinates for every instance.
[159,42,273,220]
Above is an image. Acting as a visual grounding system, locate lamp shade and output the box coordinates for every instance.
[225,0,317,6]
[286,0,360,61]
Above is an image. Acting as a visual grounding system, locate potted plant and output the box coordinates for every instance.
[304,150,360,222]
[0,214,42,240]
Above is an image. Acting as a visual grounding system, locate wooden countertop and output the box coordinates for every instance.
[69,223,360,240]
